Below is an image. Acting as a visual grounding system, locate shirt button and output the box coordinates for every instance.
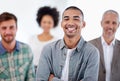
[64,53,66,56]
[103,70,106,74]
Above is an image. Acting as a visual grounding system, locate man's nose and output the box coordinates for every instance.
[5,28,11,34]
[67,20,74,26]
[108,23,114,29]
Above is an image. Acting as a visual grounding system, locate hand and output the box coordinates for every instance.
[48,74,54,81]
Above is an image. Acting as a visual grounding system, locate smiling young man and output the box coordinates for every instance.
[0,12,35,81]
[36,6,99,81]
[89,10,120,81]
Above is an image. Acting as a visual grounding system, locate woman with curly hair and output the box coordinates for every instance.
[29,6,59,71]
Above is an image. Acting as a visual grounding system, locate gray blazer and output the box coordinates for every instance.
[89,37,120,81]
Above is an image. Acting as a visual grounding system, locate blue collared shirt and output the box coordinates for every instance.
[36,37,100,81]
[0,41,19,54]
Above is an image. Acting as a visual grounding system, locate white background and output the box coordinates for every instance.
[0,0,120,43]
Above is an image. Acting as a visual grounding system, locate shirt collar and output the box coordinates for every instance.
[101,36,115,46]
[0,41,20,55]
[60,37,85,52]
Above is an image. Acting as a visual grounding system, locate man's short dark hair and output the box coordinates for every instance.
[36,6,59,28]
[63,6,84,20]
[0,12,17,25]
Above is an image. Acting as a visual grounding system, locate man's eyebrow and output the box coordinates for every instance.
[73,16,80,18]
[63,15,81,19]
[63,16,69,19]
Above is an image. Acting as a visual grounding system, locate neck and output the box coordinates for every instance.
[102,34,114,45]
[64,35,80,49]
[42,31,51,35]
[40,32,53,37]
[1,40,16,53]
[38,32,53,41]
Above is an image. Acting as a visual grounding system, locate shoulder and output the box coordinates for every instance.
[82,42,99,59]
[89,37,101,46]
[43,39,62,50]
[84,42,99,52]
[17,41,33,58]
[40,39,62,58]
[89,37,99,43]
[17,41,31,50]
[116,39,120,45]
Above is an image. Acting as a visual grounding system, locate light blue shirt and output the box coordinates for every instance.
[36,37,99,81]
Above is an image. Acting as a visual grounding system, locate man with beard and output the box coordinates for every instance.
[89,10,120,81]
[0,12,35,81]
[36,6,99,81]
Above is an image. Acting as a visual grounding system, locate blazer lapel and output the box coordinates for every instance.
[111,39,120,69]
[97,37,106,71]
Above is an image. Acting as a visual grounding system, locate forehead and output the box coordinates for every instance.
[0,19,16,26]
[63,9,81,17]
[103,13,119,21]
[42,15,53,20]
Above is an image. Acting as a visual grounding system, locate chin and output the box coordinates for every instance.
[4,38,15,43]
[66,34,75,38]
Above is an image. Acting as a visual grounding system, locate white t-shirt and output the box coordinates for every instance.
[61,48,76,81]
[29,35,58,66]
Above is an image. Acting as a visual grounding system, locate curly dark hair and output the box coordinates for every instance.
[36,6,59,28]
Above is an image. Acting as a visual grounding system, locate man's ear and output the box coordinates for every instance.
[118,22,120,28]
[101,21,103,28]
[82,21,86,28]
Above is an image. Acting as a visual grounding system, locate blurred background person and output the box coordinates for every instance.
[29,6,59,71]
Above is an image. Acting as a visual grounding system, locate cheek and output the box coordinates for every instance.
[41,22,45,28]
[0,30,2,34]
[61,21,66,28]
[49,23,54,28]
[12,29,17,34]
[77,24,82,29]
[102,25,107,30]
[14,31,17,34]
[113,27,118,32]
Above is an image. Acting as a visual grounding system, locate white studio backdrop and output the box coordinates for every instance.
[0,0,120,43]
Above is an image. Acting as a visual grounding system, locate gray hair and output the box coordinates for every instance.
[102,10,119,22]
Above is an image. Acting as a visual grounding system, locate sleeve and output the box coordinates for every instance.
[26,46,35,81]
[82,48,100,81]
[36,45,62,81]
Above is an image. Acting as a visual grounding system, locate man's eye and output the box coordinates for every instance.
[2,27,6,30]
[64,18,69,20]
[105,21,110,24]
[74,18,79,20]
[10,26,14,29]
[113,22,117,25]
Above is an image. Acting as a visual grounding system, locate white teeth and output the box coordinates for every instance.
[107,29,113,32]
[67,27,75,31]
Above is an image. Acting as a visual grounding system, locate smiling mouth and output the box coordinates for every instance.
[4,35,13,37]
[107,29,113,32]
[66,27,76,33]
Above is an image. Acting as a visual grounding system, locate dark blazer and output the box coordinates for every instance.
[89,37,120,81]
